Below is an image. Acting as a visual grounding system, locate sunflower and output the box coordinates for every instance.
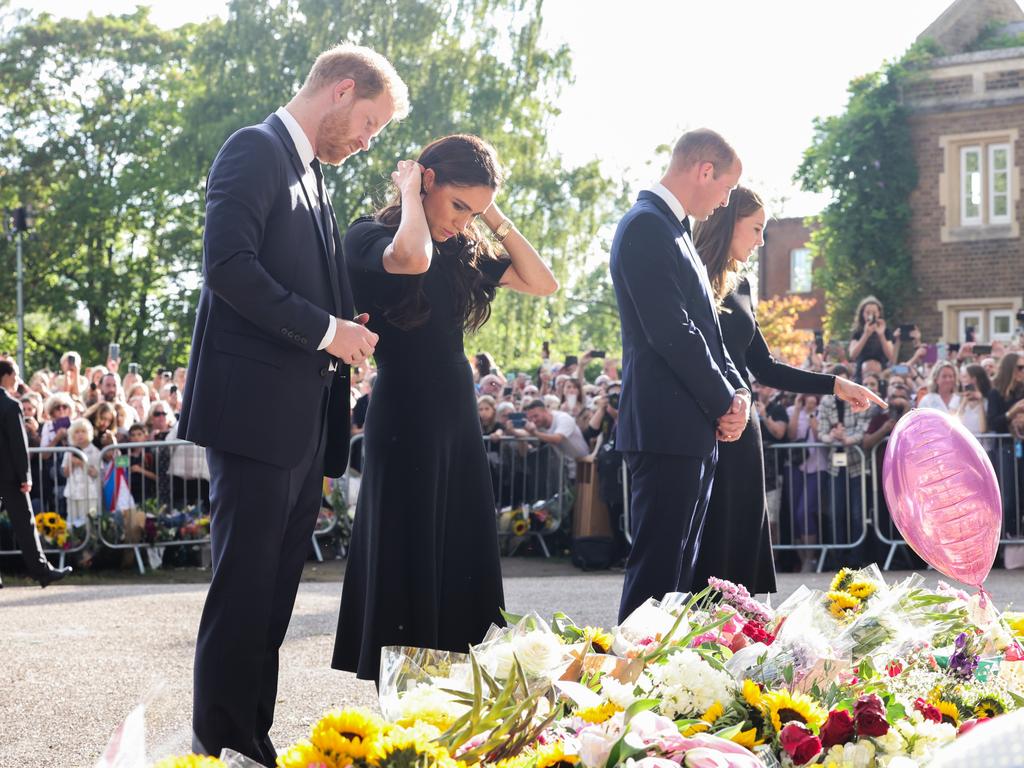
[1006,613,1024,638]
[152,756,226,768]
[576,701,621,724]
[846,580,877,600]
[830,568,853,592]
[742,679,764,708]
[763,689,827,733]
[511,517,530,536]
[373,723,455,768]
[535,741,580,768]
[311,709,384,765]
[826,590,861,619]
[935,700,961,727]
[275,740,328,768]
[730,727,766,749]
[682,701,725,736]
[972,695,1006,719]
[582,626,614,654]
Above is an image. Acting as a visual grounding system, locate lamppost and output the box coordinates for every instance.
[4,205,33,373]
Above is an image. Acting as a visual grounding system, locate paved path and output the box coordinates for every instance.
[2,561,1022,767]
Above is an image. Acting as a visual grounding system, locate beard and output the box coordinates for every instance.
[315,103,360,166]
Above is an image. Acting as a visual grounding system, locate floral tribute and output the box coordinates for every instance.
[153,567,1024,767]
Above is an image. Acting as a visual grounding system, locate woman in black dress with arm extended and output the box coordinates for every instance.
[690,187,884,594]
[332,135,558,681]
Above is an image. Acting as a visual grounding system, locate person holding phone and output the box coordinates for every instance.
[333,135,557,683]
[691,188,884,592]
[848,296,896,374]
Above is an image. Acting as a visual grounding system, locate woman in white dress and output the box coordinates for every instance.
[918,361,960,414]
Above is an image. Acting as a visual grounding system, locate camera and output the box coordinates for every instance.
[608,393,620,408]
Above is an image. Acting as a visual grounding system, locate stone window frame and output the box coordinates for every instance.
[936,296,1023,343]
[938,128,1020,242]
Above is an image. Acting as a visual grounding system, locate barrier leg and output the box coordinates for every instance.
[884,543,897,572]
[534,533,550,558]
[134,546,146,575]
[311,533,324,563]
[816,546,828,574]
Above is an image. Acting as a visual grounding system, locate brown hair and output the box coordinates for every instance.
[375,134,505,333]
[850,295,885,337]
[671,128,737,178]
[692,186,764,305]
[965,363,992,398]
[302,43,410,119]
[993,352,1024,400]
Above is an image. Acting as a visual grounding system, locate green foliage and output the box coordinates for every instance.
[794,43,936,335]
[968,20,1024,52]
[0,0,625,373]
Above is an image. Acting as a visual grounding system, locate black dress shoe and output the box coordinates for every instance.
[38,566,72,588]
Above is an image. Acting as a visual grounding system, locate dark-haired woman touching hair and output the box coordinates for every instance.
[333,135,557,681]
[690,187,884,594]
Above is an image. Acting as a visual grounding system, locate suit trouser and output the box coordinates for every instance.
[618,449,717,623]
[0,484,52,579]
[192,389,329,766]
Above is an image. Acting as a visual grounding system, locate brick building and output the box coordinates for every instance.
[760,0,1024,344]
[757,217,826,331]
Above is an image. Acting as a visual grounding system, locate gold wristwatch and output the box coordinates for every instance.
[492,218,513,242]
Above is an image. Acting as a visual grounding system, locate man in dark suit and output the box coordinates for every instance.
[0,358,71,588]
[177,45,408,764]
[610,129,751,622]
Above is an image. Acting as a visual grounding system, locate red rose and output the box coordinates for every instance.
[886,661,903,677]
[854,694,890,737]
[780,723,822,765]
[914,698,941,724]
[820,709,856,750]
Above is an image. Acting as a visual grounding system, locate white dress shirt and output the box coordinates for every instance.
[275,106,337,350]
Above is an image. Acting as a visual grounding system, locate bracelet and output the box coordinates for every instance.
[492,218,513,242]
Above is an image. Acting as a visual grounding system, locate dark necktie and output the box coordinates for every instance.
[310,159,342,316]
[680,216,691,237]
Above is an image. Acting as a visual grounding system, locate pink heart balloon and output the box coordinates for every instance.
[882,408,1001,587]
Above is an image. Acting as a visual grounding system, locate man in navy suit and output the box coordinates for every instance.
[610,129,750,622]
[178,45,408,764]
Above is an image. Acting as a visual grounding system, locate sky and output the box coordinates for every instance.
[19,0,974,216]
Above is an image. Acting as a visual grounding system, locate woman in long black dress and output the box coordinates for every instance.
[332,135,557,681]
[690,187,884,594]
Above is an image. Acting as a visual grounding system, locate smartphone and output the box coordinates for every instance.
[509,412,527,428]
[109,342,120,361]
[890,364,910,375]
[502,385,513,396]
[128,362,140,375]
[898,324,915,337]
[589,350,606,359]
[813,329,824,355]
[54,416,71,430]
[972,344,993,355]
[948,342,961,354]
[923,344,939,364]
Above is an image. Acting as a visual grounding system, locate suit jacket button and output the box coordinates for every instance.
[300,336,308,345]
[319,367,329,377]
[280,328,288,335]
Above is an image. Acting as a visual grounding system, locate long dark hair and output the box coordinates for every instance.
[993,352,1024,401]
[850,295,885,337]
[965,364,992,398]
[375,134,504,332]
[692,186,764,306]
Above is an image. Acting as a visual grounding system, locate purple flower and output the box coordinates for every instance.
[948,633,980,681]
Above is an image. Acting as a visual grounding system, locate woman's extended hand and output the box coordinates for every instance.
[833,376,887,412]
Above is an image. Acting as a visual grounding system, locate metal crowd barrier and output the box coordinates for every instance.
[870,433,1022,570]
[488,435,569,558]
[0,446,96,568]
[313,433,364,562]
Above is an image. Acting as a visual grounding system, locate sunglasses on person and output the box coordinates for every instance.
[152,411,167,417]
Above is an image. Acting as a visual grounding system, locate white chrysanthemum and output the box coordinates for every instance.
[646,649,735,718]
[600,675,641,710]
[395,682,467,727]
[512,630,565,677]
[823,741,876,768]
[908,719,956,761]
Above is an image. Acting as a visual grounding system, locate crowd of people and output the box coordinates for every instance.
[461,296,1024,572]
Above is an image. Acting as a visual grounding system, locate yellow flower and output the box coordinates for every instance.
[763,689,827,733]
[730,728,765,749]
[511,517,530,536]
[846,581,877,600]
[826,590,861,619]
[1005,613,1024,638]
[582,626,614,654]
[310,709,384,766]
[936,700,960,727]
[535,741,580,768]
[373,723,457,768]
[576,701,621,724]
[683,701,725,735]
[830,568,853,592]
[742,679,763,708]
[152,756,227,768]
[276,740,329,768]
[972,695,1006,719]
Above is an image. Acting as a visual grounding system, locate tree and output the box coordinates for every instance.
[794,43,935,336]
[756,295,816,366]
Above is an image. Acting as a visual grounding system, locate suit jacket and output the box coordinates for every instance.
[0,388,31,488]
[610,190,745,458]
[178,113,356,476]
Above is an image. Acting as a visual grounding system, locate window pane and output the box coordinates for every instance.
[961,147,983,225]
[994,173,1008,194]
[994,316,1011,334]
[790,248,812,293]
[966,152,980,172]
[993,148,1008,170]
[994,196,1008,217]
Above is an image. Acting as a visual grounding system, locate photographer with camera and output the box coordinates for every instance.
[848,296,896,374]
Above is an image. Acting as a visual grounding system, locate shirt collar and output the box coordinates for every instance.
[275,106,315,169]
[648,182,688,225]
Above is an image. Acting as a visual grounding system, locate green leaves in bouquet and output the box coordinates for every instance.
[500,609,525,627]
[437,651,559,764]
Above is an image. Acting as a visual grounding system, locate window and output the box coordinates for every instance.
[789,248,812,293]
[939,129,1019,242]
[991,309,1014,342]
[960,146,983,226]
[989,143,1011,224]
[958,310,983,343]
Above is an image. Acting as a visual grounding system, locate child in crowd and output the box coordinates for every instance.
[62,418,101,528]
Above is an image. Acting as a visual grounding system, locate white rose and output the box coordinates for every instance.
[512,630,564,677]
[478,642,516,679]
